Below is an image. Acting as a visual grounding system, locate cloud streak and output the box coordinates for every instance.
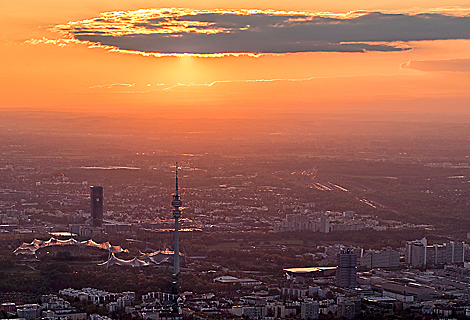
[103,73,403,94]
[89,83,135,89]
[161,73,404,91]
[41,8,470,56]
[401,59,470,72]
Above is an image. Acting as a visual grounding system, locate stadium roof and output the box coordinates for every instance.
[98,253,149,268]
[14,237,128,256]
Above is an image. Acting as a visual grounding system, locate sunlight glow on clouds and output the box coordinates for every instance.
[32,7,470,56]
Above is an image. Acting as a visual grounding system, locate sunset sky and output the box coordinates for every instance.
[1,0,470,116]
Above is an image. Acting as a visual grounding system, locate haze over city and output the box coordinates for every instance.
[1,1,470,320]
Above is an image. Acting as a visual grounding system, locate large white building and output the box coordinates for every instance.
[405,237,464,268]
[274,214,317,232]
[319,215,330,233]
[360,247,400,269]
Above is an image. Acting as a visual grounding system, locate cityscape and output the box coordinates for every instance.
[2,113,470,319]
[2,0,470,319]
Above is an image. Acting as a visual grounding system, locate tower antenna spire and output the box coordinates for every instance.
[175,162,179,196]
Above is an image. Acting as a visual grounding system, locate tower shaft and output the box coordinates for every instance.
[171,163,182,304]
[174,213,180,275]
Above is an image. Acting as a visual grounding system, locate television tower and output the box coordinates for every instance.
[171,163,182,310]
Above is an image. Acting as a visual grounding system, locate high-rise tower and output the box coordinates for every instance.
[336,249,357,288]
[171,163,182,309]
[90,186,103,228]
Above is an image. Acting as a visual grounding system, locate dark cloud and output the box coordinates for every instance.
[402,59,470,72]
[76,33,405,53]
[56,9,470,54]
[174,13,298,29]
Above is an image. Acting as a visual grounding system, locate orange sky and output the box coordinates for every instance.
[1,1,470,116]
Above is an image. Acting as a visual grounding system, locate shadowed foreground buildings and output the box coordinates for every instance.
[301,301,319,320]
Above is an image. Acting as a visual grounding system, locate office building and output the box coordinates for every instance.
[405,238,464,268]
[90,186,103,228]
[301,301,319,320]
[337,297,361,319]
[336,249,357,288]
[360,247,400,269]
[319,215,330,233]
